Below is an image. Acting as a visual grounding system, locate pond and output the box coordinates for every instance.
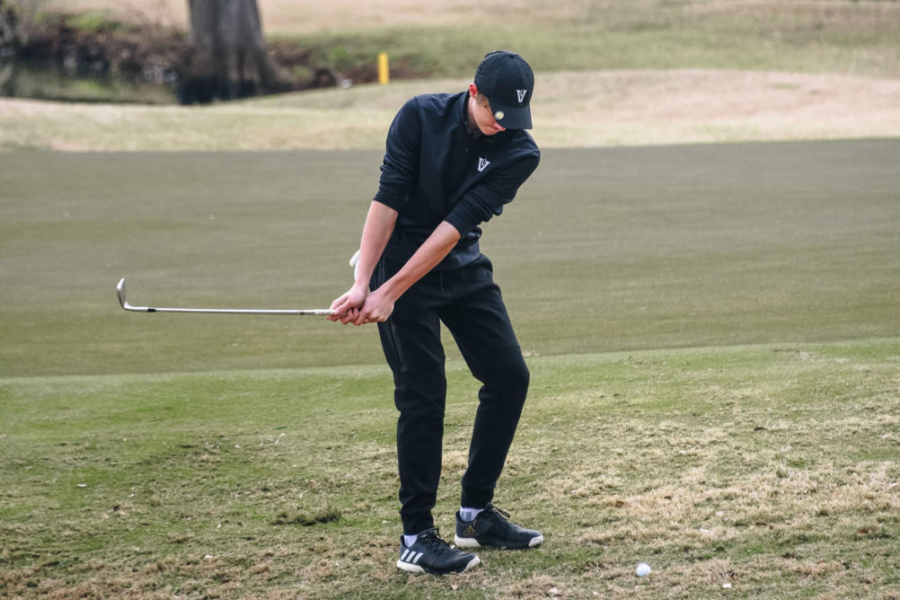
[0,58,177,104]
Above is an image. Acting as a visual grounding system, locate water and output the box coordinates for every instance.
[0,58,177,104]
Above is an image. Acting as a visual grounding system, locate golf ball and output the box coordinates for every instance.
[636,563,652,577]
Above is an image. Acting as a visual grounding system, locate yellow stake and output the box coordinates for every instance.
[378,52,390,85]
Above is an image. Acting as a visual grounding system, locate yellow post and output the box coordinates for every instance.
[378,52,390,85]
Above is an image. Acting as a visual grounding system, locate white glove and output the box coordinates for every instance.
[349,249,361,280]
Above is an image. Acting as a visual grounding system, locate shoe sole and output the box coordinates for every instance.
[454,534,543,549]
[396,555,480,575]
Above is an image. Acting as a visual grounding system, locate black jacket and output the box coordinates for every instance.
[374,91,540,270]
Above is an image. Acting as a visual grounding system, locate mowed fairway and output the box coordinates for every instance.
[1,141,898,377]
[2,142,899,599]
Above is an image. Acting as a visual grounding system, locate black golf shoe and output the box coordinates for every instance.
[396,528,480,575]
[454,504,544,549]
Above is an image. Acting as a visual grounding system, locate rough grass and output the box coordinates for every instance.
[3,69,900,151]
[1,339,898,599]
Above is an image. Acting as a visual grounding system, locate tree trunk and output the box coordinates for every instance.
[180,0,290,104]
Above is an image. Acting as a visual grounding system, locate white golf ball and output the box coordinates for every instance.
[636,562,652,577]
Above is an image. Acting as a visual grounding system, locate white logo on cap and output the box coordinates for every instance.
[478,158,490,172]
[516,89,528,103]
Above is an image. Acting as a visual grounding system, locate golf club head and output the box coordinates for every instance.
[117,278,128,309]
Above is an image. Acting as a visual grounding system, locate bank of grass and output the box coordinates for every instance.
[2,338,898,599]
[65,0,900,77]
[291,12,900,82]
[63,1,900,79]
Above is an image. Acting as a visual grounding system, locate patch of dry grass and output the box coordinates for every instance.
[2,340,897,599]
[3,69,900,151]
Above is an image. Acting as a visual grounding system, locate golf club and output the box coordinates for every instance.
[116,278,334,316]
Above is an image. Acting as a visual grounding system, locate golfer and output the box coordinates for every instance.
[329,50,543,575]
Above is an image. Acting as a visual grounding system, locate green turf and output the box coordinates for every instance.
[1,340,898,599]
[1,142,898,598]
[1,141,898,378]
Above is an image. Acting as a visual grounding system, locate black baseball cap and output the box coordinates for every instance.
[474,50,534,130]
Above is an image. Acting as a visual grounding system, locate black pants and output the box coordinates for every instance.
[373,255,530,535]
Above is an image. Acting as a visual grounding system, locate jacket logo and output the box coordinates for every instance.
[516,89,528,103]
[478,157,490,172]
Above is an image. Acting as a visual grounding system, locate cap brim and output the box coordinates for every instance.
[492,103,532,130]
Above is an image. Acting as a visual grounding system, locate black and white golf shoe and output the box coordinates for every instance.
[397,528,480,575]
[454,504,544,549]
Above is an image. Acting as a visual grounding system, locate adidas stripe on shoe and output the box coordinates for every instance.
[396,528,480,575]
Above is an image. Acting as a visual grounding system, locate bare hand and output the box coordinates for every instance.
[352,287,394,326]
[328,284,367,324]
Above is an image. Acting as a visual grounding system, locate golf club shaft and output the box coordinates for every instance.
[117,278,334,316]
[132,307,333,315]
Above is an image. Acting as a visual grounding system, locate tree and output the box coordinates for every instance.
[179,0,291,104]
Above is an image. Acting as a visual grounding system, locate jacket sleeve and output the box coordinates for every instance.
[373,98,421,211]
[444,151,540,236]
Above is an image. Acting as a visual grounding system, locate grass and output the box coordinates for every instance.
[1,141,897,596]
[4,70,900,151]
[59,0,900,79]
[4,3,900,596]
[6,1,900,151]
[0,141,898,378]
[1,339,898,599]
[291,14,900,81]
